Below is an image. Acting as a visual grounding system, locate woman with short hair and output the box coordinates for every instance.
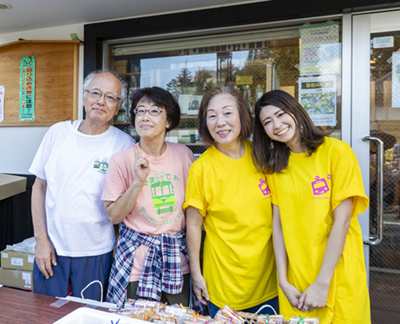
[103,87,195,307]
[184,87,278,317]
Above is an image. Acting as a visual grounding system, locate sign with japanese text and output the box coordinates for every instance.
[19,56,36,121]
[0,85,4,123]
[300,23,340,76]
[299,76,337,126]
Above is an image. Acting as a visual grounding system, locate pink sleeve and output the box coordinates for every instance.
[181,146,195,187]
[102,153,131,202]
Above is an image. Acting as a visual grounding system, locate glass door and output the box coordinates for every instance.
[353,10,400,323]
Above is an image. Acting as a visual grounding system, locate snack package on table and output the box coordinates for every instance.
[182,313,211,324]
[129,307,156,320]
[263,315,284,324]
[289,316,319,324]
[126,299,165,311]
[152,310,179,324]
[214,305,245,324]
[166,303,197,316]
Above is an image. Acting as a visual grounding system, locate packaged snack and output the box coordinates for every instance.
[182,313,211,324]
[130,307,156,321]
[128,299,162,310]
[152,310,179,324]
[267,315,284,324]
[215,305,245,324]
[289,316,319,324]
[240,314,283,324]
[166,304,196,316]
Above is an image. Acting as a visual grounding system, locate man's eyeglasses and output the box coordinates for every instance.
[85,89,121,103]
[133,108,166,116]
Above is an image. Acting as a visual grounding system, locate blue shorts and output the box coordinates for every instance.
[209,296,279,318]
[33,251,113,300]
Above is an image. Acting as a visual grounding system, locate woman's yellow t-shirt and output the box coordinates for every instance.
[183,140,277,310]
[268,137,370,324]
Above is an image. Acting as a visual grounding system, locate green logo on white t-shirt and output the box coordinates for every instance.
[94,157,108,174]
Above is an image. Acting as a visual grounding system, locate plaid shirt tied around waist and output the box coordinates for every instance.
[107,221,187,307]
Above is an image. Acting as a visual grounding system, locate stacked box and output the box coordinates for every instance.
[0,249,35,290]
[0,268,33,290]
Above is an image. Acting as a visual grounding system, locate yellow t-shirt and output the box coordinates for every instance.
[268,137,370,324]
[183,140,277,310]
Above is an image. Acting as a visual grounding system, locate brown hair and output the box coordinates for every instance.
[130,87,180,132]
[197,87,252,146]
[252,90,326,174]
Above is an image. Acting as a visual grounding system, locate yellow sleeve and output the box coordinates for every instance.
[183,163,207,217]
[266,174,279,206]
[331,142,369,217]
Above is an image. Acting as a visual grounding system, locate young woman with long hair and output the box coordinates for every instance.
[252,90,370,324]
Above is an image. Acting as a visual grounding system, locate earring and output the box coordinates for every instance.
[270,140,274,150]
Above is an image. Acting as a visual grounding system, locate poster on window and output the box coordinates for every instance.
[0,85,4,123]
[300,23,340,76]
[299,76,337,127]
[392,52,400,108]
[179,94,202,115]
[19,56,36,121]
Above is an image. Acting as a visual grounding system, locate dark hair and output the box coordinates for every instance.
[197,87,252,146]
[252,90,326,174]
[130,87,180,132]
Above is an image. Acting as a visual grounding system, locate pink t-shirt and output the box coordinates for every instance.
[102,142,195,281]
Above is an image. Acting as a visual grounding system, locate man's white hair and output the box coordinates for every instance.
[83,69,128,103]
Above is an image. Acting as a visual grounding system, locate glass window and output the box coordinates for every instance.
[108,20,342,155]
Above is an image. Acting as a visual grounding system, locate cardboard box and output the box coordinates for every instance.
[0,268,33,290]
[1,250,35,271]
[0,173,27,200]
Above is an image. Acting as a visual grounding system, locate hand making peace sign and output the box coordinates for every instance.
[133,143,150,183]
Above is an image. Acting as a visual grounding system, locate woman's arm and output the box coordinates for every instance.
[104,178,146,224]
[272,204,302,307]
[104,144,150,224]
[186,206,209,305]
[298,197,353,312]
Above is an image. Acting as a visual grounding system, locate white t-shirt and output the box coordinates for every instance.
[29,120,135,257]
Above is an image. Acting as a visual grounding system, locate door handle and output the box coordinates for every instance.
[362,136,384,245]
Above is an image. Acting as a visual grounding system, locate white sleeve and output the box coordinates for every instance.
[28,126,56,180]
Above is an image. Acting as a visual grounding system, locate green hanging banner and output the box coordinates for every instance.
[19,56,36,121]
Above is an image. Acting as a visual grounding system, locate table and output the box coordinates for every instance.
[0,287,88,323]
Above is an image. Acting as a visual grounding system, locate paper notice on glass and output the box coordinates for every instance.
[0,85,4,123]
[300,23,340,76]
[392,52,400,108]
[299,76,337,127]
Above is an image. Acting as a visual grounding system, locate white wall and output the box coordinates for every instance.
[0,23,84,175]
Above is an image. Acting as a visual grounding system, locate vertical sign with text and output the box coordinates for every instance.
[0,85,4,123]
[300,23,340,76]
[19,56,36,121]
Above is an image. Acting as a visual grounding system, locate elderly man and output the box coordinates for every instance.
[29,70,135,299]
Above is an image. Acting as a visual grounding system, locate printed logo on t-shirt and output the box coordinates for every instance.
[311,175,330,197]
[258,178,271,197]
[93,157,108,174]
[146,171,177,215]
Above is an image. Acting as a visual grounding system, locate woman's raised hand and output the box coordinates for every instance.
[133,143,150,183]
